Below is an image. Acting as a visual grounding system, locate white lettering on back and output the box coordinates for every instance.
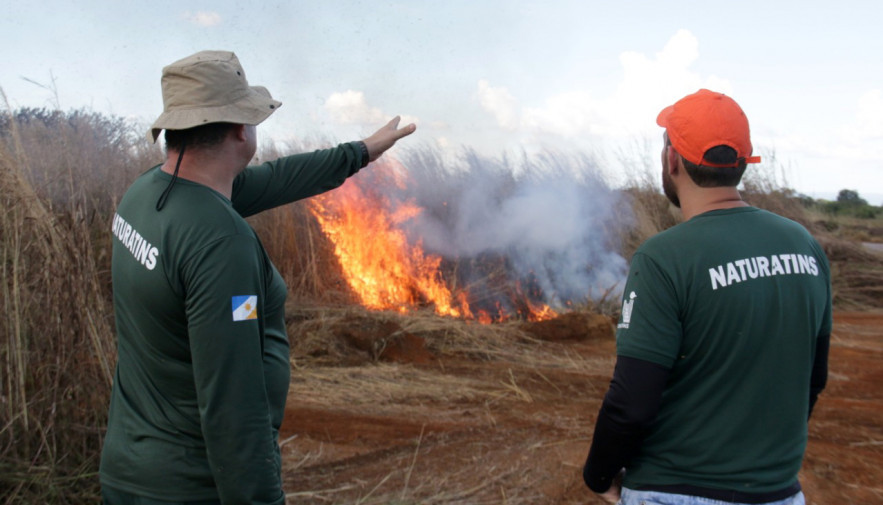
[112,213,160,271]
[707,252,821,290]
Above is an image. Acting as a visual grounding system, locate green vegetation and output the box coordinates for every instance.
[1,104,881,504]
[794,190,883,243]
[815,189,882,219]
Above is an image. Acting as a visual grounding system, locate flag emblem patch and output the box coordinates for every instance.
[231,295,258,321]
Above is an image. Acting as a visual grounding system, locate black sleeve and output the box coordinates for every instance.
[808,333,830,419]
[583,355,670,493]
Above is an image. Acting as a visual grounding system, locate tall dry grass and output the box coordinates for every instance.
[0,99,160,503]
[609,139,682,260]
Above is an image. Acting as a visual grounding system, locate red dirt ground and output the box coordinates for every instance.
[280,311,883,504]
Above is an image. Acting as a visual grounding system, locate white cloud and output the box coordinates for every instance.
[324,90,419,128]
[851,89,883,141]
[744,88,883,199]
[475,29,732,142]
[476,80,519,130]
[827,89,883,163]
[183,11,222,27]
[614,30,716,124]
[324,90,386,125]
[521,91,602,137]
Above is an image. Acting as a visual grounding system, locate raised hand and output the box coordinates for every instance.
[361,116,417,163]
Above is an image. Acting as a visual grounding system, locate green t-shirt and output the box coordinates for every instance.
[616,207,832,493]
[100,143,362,504]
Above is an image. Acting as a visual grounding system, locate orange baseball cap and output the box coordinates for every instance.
[657,89,761,167]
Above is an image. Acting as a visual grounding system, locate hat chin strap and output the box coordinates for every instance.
[156,139,186,211]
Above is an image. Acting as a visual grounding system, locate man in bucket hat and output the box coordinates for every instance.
[583,90,831,505]
[100,50,415,505]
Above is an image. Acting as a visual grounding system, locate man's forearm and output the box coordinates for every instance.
[583,356,670,492]
[808,333,830,418]
[584,406,642,492]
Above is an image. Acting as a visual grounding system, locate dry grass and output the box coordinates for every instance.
[287,304,611,372]
[615,184,680,260]
[290,364,492,413]
[818,237,883,310]
[740,151,812,225]
[0,98,160,502]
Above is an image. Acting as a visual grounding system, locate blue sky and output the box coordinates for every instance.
[3,1,882,203]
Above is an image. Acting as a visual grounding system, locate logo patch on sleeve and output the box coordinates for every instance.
[231,295,258,321]
[617,291,637,329]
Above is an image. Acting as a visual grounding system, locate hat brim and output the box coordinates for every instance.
[656,105,674,128]
[149,85,281,142]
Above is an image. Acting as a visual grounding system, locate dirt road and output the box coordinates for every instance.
[280,311,883,504]
[864,242,883,254]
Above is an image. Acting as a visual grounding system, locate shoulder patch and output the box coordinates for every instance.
[232,295,258,321]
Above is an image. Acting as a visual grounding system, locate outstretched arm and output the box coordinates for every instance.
[232,116,416,216]
[361,116,417,163]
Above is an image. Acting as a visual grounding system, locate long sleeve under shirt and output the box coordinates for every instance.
[100,142,364,504]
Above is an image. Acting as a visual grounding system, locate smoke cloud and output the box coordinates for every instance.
[361,148,629,309]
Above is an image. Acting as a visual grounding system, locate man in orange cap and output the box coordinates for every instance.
[583,89,831,505]
[100,50,415,505]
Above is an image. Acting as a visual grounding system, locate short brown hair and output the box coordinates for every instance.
[667,136,746,188]
[164,122,235,152]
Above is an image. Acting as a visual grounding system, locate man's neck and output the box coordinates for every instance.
[160,147,244,199]
[679,188,748,221]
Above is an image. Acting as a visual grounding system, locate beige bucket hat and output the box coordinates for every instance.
[149,50,282,142]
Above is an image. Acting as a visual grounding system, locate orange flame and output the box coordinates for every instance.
[525,301,557,321]
[309,172,472,318]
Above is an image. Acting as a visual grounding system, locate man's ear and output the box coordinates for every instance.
[666,146,681,175]
[232,124,248,142]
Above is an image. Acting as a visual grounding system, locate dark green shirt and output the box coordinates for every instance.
[616,207,832,493]
[100,143,362,504]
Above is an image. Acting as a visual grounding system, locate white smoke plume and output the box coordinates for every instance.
[367,148,629,309]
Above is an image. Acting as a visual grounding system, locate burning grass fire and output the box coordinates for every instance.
[309,182,474,318]
[308,162,557,322]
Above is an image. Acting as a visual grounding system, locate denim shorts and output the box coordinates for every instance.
[619,487,805,505]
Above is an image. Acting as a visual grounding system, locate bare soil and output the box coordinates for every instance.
[280,311,883,504]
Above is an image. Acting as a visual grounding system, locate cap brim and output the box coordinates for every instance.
[656,105,674,128]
